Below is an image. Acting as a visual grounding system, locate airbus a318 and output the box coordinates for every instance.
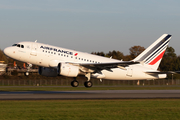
[3,34,171,87]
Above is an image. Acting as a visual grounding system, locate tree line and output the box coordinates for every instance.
[1,46,180,79]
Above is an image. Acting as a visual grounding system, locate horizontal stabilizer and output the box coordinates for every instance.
[145,71,179,74]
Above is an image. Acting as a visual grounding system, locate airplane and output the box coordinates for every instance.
[3,34,172,88]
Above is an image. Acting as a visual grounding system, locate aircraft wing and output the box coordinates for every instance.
[77,61,139,72]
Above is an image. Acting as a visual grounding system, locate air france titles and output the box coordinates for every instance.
[40,46,73,55]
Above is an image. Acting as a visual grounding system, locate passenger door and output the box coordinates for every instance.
[30,43,38,56]
[126,66,133,77]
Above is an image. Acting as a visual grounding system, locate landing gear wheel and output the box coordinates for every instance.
[84,81,93,88]
[71,81,79,87]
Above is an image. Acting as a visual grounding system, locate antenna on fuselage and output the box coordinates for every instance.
[35,40,37,43]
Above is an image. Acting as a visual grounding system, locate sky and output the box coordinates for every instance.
[0,0,180,55]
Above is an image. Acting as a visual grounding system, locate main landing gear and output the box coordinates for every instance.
[71,77,93,88]
[84,81,93,88]
[84,73,93,88]
[71,80,79,87]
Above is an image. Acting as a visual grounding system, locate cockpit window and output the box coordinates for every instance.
[12,44,24,48]
[17,44,20,47]
[12,44,17,46]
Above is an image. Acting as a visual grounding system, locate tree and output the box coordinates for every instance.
[159,47,178,71]
[129,46,145,59]
[0,49,8,63]
[96,52,105,57]
[92,50,125,60]
[91,52,105,57]
[106,50,124,60]
[123,55,132,61]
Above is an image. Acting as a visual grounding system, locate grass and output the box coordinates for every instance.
[1,85,180,91]
[0,99,180,120]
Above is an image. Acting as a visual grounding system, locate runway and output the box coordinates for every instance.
[0,90,180,100]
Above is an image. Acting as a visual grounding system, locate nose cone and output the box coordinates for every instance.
[3,47,11,56]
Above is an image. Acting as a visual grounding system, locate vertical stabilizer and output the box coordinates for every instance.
[133,34,172,70]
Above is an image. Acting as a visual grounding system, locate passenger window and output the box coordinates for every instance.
[21,45,24,48]
[17,44,20,47]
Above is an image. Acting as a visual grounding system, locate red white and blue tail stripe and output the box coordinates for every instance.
[133,34,172,70]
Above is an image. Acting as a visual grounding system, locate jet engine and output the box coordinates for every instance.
[38,67,58,77]
[58,63,79,77]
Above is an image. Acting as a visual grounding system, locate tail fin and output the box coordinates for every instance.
[133,34,172,70]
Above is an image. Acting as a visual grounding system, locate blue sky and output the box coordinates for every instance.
[0,0,180,55]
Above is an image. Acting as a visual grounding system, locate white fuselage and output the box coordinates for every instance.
[3,41,166,80]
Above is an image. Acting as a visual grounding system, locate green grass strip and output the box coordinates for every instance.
[0,99,180,120]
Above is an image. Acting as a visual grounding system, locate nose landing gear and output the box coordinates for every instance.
[24,63,32,76]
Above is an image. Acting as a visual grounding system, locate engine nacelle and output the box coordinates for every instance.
[38,67,58,77]
[58,63,79,77]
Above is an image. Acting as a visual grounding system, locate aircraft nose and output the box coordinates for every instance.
[3,47,11,56]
